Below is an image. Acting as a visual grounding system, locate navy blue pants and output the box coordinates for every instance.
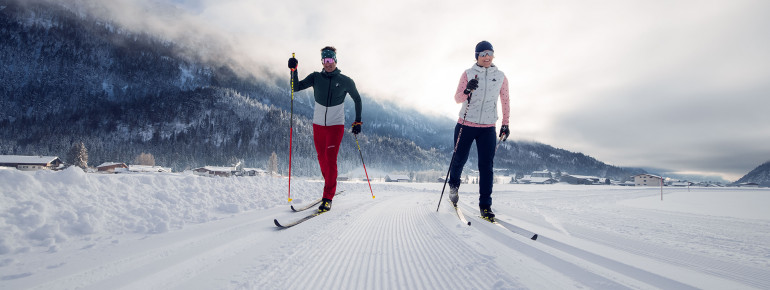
[448,123,496,207]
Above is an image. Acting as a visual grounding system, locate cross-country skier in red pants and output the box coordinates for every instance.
[288,46,363,213]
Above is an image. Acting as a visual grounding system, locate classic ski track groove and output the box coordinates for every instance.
[458,203,702,290]
[257,193,523,289]
[570,224,770,289]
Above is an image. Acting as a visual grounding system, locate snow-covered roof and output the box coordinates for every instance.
[0,155,60,164]
[564,174,600,180]
[97,162,126,168]
[523,177,556,183]
[198,166,235,172]
[129,165,171,172]
[634,174,662,179]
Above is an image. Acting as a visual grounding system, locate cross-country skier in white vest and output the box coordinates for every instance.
[448,40,511,221]
[288,46,363,213]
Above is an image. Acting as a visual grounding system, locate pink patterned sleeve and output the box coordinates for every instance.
[500,76,510,125]
[454,72,469,104]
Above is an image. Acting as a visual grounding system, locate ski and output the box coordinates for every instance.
[290,198,322,212]
[290,190,344,212]
[494,218,539,241]
[477,215,539,240]
[452,203,471,226]
[274,211,326,229]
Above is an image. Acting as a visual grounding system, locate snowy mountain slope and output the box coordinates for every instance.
[1,168,769,289]
[735,160,770,186]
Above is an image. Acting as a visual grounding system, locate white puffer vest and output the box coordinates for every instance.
[459,64,505,125]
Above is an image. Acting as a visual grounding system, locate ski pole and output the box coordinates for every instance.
[354,133,375,199]
[437,75,477,211]
[494,135,504,153]
[288,52,295,203]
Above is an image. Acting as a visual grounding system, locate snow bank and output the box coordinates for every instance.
[0,167,381,254]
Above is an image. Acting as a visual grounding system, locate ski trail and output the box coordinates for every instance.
[570,225,770,289]
[251,192,524,289]
[26,209,281,290]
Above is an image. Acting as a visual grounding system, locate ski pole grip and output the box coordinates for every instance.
[290,52,296,71]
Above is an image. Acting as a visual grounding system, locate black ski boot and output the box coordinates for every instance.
[318,198,333,213]
[448,186,459,205]
[480,205,495,222]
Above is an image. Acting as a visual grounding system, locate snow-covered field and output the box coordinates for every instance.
[1,167,769,289]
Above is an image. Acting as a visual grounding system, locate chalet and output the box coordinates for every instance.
[0,155,64,171]
[669,181,693,187]
[193,166,234,177]
[560,174,601,185]
[386,174,411,182]
[239,168,268,176]
[518,175,558,184]
[97,162,128,173]
[129,165,172,173]
[634,174,664,186]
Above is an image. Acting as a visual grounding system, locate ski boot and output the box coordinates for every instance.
[318,198,333,213]
[480,205,495,222]
[448,186,459,205]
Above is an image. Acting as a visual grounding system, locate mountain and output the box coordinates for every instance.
[734,161,770,186]
[0,0,641,180]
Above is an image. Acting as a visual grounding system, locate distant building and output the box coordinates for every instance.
[239,168,268,176]
[386,174,411,182]
[0,155,64,171]
[97,162,128,173]
[634,174,663,186]
[518,175,558,184]
[560,174,601,185]
[128,165,172,173]
[193,166,234,177]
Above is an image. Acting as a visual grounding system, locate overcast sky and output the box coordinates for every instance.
[75,0,770,181]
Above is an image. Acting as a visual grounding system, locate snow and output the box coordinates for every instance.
[1,168,769,289]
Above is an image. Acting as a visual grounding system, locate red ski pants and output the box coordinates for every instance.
[313,124,345,200]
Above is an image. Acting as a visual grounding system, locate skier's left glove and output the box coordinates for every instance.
[351,121,362,135]
[499,125,510,141]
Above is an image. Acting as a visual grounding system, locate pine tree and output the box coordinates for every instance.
[67,142,88,169]
[268,152,278,176]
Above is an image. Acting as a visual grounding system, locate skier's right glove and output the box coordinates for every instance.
[463,78,479,95]
[499,125,510,141]
[288,57,298,70]
[351,121,362,135]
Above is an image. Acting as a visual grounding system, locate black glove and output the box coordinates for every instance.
[351,121,362,135]
[463,78,479,95]
[499,125,510,141]
[288,57,298,70]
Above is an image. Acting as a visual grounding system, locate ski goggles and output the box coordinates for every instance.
[477,50,494,57]
[322,58,336,64]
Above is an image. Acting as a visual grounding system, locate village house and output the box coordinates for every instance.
[97,162,128,173]
[559,174,602,185]
[517,170,558,184]
[129,164,172,173]
[193,166,234,177]
[238,168,268,176]
[0,155,64,171]
[634,174,664,186]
